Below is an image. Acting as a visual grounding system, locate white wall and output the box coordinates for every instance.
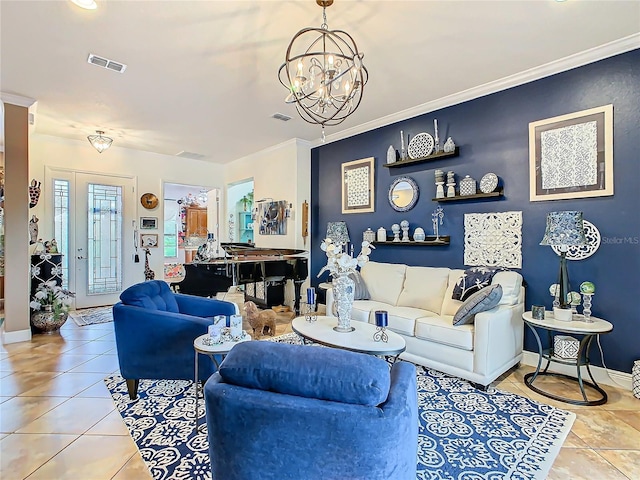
[223,139,311,251]
[29,134,226,289]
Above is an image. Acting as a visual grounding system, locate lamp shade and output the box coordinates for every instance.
[326,221,350,245]
[540,211,587,247]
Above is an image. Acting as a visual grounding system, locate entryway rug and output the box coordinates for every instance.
[105,334,575,480]
[69,305,113,326]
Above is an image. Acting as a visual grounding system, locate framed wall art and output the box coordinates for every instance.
[140,217,158,229]
[140,233,159,248]
[529,104,613,202]
[341,157,375,214]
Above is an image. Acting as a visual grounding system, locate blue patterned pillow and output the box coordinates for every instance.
[453,284,503,326]
[452,267,505,301]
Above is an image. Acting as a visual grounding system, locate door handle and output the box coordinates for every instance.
[77,256,86,260]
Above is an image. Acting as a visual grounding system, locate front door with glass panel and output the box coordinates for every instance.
[50,170,134,308]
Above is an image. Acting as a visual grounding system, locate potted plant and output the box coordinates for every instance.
[30,280,74,334]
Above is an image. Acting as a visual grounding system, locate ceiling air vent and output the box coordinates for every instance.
[271,112,292,122]
[87,54,127,73]
[176,151,207,160]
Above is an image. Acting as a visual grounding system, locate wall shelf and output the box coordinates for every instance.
[372,235,450,246]
[432,187,504,202]
[383,147,459,168]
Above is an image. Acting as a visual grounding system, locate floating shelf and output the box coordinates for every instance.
[433,187,504,202]
[383,147,459,168]
[372,235,450,246]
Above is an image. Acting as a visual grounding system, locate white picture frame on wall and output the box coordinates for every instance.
[341,157,375,214]
[529,104,613,202]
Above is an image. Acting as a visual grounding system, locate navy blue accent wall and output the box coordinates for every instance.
[311,49,640,373]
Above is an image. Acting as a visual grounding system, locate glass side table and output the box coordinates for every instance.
[522,311,613,406]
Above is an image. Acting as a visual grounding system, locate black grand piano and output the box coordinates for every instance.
[176,243,308,313]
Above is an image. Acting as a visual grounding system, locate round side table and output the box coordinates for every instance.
[193,332,251,431]
[522,311,613,406]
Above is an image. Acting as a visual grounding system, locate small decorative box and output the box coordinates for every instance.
[554,335,579,359]
[459,175,476,196]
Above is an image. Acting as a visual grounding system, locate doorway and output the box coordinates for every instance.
[227,179,254,244]
[46,168,135,308]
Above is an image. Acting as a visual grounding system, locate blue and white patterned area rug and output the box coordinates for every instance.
[105,333,575,480]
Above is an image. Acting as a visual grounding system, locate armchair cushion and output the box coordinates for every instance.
[119,280,179,313]
[219,341,391,406]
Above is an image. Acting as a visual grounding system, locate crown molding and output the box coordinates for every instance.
[1,92,37,108]
[313,34,640,148]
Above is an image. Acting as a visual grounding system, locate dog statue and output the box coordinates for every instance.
[244,301,277,338]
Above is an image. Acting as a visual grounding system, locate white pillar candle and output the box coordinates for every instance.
[400,130,405,153]
[229,314,243,337]
[434,119,439,141]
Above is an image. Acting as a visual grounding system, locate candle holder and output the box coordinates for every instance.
[582,293,593,323]
[373,326,388,343]
[304,302,318,323]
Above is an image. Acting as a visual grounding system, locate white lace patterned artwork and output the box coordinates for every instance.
[464,211,522,268]
[540,121,598,190]
[346,166,370,207]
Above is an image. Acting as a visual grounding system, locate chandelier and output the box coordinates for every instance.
[87,130,113,153]
[278,0,368,138]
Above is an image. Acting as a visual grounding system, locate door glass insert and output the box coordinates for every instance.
[53,179,70,289]
[87,183,122,294]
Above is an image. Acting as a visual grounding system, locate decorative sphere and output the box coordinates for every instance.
[391,223,400,233]
[580,281,595,294]
[400,220,409,228]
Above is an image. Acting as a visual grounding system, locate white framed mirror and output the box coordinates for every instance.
[388,176,419,212]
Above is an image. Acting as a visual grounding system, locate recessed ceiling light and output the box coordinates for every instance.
[70,0,97,10]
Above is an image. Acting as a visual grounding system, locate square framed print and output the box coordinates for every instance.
[529,104,613,201]
[341,157,375,214]
[140,217,158,229]
[140,233,159,248]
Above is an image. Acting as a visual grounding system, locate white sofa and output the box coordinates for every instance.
[326,261,525,388]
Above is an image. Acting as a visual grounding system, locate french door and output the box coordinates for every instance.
[48,169,135,308]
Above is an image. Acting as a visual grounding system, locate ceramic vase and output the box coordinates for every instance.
[31,305,68,334]
[332,272,355,332]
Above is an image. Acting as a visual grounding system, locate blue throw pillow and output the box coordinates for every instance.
[453,284,503,326]
[348,271,370,300]
[219,341,390,406]
[452,267,505,301]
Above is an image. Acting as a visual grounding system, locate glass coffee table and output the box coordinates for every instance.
[291,316,406,359]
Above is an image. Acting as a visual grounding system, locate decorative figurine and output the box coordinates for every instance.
[413,227,426,242]
[29,215,39,245]
[400,220,410,242]
[391,223,401,242]
[29,179,42,208]
[435,169,445,199]
[386,145,396,164]
[446,171,456,197]
[444,137,456,153]
[49,238,59,254]
[432,207,444,241]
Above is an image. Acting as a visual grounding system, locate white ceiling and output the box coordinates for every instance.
[1,1,639,163]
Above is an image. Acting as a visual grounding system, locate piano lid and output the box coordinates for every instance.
[220,243,307,258]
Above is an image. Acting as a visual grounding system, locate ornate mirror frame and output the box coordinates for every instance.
[388,176,419,212]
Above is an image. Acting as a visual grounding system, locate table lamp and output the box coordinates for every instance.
[540,211,587,314]
[326,221,351,251]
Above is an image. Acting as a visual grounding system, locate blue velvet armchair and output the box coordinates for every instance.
[204,341,418,480]
[113,280,236,399]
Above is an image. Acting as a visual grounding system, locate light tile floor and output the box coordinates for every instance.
[1,317,639,479]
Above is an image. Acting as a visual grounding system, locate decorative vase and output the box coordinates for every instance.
[332,272,355,332]
[31,305,68,334]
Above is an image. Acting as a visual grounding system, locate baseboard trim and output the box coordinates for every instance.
[521,351,632,391]
[1,328,32,344]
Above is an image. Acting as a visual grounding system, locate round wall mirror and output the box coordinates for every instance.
[388,176,419,212]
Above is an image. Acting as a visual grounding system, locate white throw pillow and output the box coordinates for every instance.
[360,262,406,305]
[397,266,450,314]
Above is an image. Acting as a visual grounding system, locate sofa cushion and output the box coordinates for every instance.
[415,315,474,350]
[397,267,450,314]
[349,271,370,300]
[453,284,503,326]
[352,300,390,324]
[360,262,406,306]
[492,271,523,306]
[219,341,390,406]
[368,305,437,337]
[119,280,179,313]
[441,269,465,316]
[452,267,504,301]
